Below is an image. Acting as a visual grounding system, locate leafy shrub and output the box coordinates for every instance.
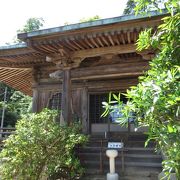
[102,1,180,178]
[0,109,87,180]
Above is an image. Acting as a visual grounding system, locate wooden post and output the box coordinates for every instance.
[32,68,39,113]
[61,68,72,125]
[81,87,88,133]
[32,88,39,112]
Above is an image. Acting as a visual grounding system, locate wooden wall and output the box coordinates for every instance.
[32,76,138,133]
[32,55,147,125]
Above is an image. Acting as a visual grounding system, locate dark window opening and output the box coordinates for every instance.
[48,92,62,122]
[48,93,62,110]
[89,93,127,124]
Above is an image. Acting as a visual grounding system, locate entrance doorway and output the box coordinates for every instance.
[89,93,128,135]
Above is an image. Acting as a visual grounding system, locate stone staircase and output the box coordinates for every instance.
[77,133,162,180]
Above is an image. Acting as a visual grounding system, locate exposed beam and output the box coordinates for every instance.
[37,77,139,91]
[114,33,120,45]
[96,37,104,47]
[84,38,94,48]
[71,44,136,59]
[77,39,89,49]
[65,39,79,50]
[71,40,85,50]
[72,61,148,79]
[127,31,131,44]
[106,34,115,46]
[49,61,148,80]
[0,48,35,57]
[73,71,144,80]
[120,32,126,44]
[100,35,110,46]
[89,37,99,48]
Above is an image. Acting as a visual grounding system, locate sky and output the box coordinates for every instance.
[0,0,128,45]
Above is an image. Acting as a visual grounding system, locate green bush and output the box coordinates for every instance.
[102,1,180,177]
[0,109,88,180]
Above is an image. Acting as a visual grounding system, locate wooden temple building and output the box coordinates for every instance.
[0,11,167,178]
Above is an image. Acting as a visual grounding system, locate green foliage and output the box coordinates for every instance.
[0,84,17,127]
[0,111,19,127]
[134,0,179,15]
[0,88,32,127]
[17,17,44,33]
[123,0,137,15]
[103,0,180,178]
[79,15,100,23]
[8,91,32,116]
[123,0,167,15]
[13,17,44,43]
[0,109,88,180]
[0,83,15,101]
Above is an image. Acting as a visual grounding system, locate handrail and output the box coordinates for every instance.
[0,128,16,131]
[0,128,15,137]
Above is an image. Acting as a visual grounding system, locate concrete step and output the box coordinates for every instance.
[83,166,161,177]
[119,176,157,180]
[82,160,162,168]
[125,147,157,154]
[125,140,155,147]
[78,146,157,155]
[79,152,162,164]
[80,174,158,180]
[79,152,161,158]
[80,174,105,180]
[79,134,162,179]
[85,141,155,148]
[89,133,148,142]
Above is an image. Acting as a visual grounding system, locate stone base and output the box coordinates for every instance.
[107,173,119,180]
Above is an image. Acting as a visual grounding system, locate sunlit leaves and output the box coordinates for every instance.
[136,28,152,51]
[135,2,180,177]
[102,0,180,178]
[0,109,88,179]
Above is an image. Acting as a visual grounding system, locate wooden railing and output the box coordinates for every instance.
[0,128,15,136]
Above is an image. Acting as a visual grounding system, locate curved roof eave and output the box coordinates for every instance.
[18,9,168,40]
[0,43,27,51]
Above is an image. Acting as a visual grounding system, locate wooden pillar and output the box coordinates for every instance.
[32,67,39,113]
[61,68,72,125]
[32,88,39,113]
[81,87,89,134]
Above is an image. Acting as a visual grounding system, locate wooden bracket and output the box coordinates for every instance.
[46,48,84,69]
[137,49,156,60]
[49,70,63,79]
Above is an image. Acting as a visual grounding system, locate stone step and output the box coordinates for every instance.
[79,152,161,158]
[83,166,161,177]
[77,146,157,155]
[86,141,155,149]
[90,133,148,141]
[80,174,105,180]
[82,160,162,168]
[79,134,162,179]
[79,152,162,164]
[80,174,158,180]
[119,176,157,180]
